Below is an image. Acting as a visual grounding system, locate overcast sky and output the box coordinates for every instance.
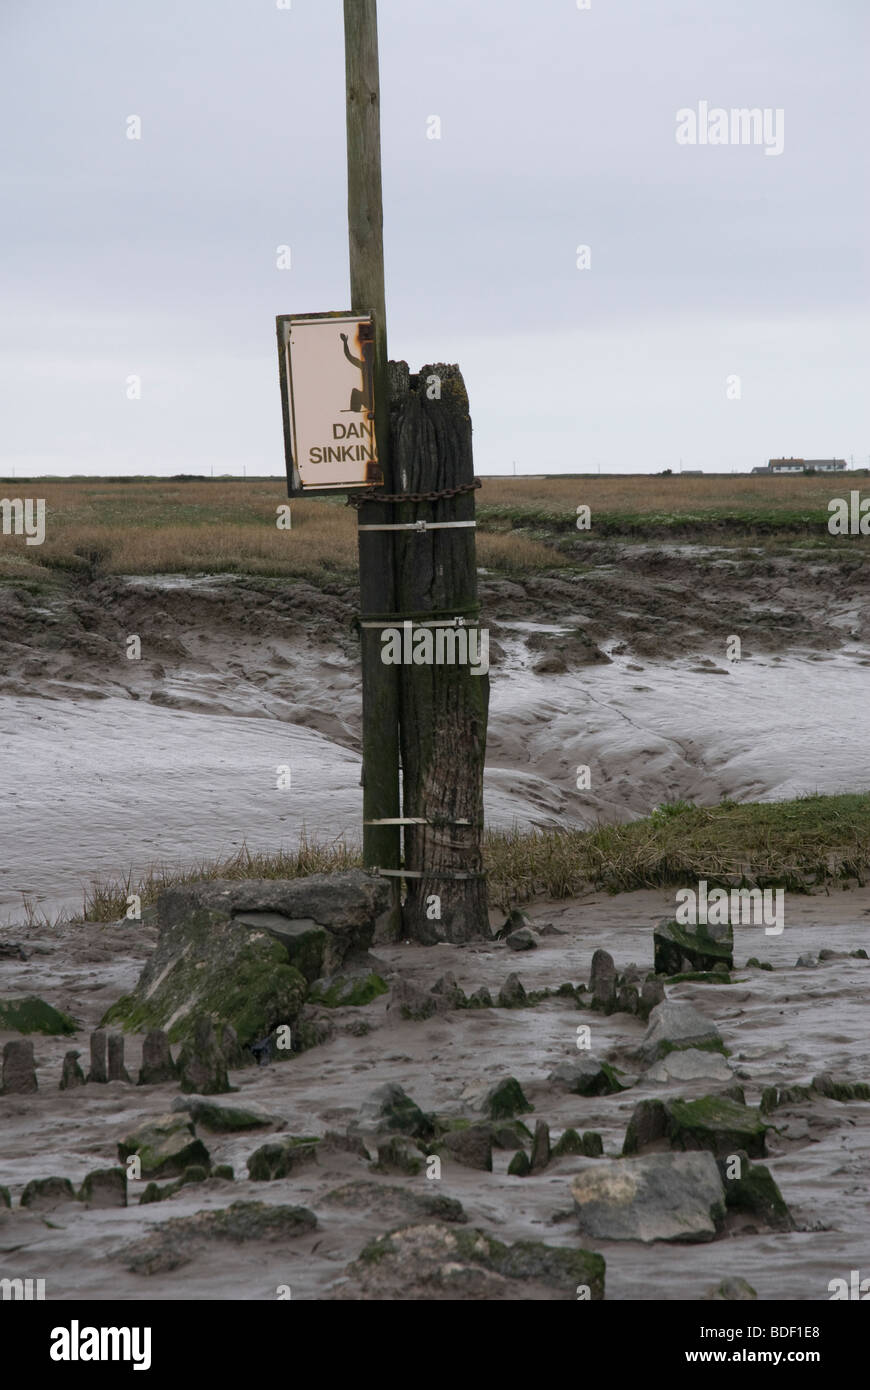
[1,0,866,477]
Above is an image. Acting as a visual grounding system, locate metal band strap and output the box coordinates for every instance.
[358,520,477,532]
[360,616,482,630]
[368,867,487,881]
[359,603,480,623]
[365,817,472,826]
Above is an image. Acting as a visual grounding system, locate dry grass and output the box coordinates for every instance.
[478,473,859,514]
[74,793,870,922]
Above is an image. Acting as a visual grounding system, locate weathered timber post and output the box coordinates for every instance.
[389,362,490,943]
[344,0,401,918]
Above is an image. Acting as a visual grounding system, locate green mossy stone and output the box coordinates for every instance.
[551,1128,584,1159]
[308,972,389,1008]
[118,1114,211,1179]
[20,1176,76,1208]
[0,1185,11,1209]
[507,1150,531,1176]
[666,1096,770,1159]
[483,1077,533,1121]
[812,1074,870,1102]
[0,996,77,1035]
[722,1159,793,1231]
[213,1165,235,1181]
[247,1137,320,1181]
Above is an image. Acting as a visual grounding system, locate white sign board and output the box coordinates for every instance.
[277,313,382,495]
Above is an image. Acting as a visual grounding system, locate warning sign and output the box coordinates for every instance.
[277,312,383,495]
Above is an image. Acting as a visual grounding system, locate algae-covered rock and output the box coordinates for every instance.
[20,1176,77,1210]
[320,1180,466,1227]
[101,871,388,1047]
[654,917,733,976]
[372,1136,424,1176]
[247,1137,319,1181]
[571,1153,726,1243]
[78,1168,127,1208]
[548,1056,627,1096]
[177,1016,233,1095]
[552,1129,603,1160]
[507,1150,531,1176]
[118,1113,211,1179]
[720,1152,793,1231]
[309,971,389,1008]
[636,1001,723,1064]
[354,1082,435,1140]
[171,1096,279,1132]
[0,996,77,1035]
[704,1276,758,1300]
[439,1125,493,1172]
[0,1186,10,1209]
[497,973,527,1008]
[481,1077,533,1121]
[812,1073,870,1102]
[122,1201,317,1275]
[645,1047,734,1084]
[623,1095,770,1159]
[338,1223,605,1300]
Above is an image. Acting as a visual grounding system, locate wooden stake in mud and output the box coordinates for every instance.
[344,0,401,896]
[389,363,490,943]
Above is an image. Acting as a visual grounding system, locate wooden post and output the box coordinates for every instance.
[344,0,401,903]
[389,362,490,943]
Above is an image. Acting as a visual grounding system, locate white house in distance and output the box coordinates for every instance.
[751,457,848,474]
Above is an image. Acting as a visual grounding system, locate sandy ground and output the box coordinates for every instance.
[1,888,868,1300]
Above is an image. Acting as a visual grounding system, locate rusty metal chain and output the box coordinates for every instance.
[346,478,482,509]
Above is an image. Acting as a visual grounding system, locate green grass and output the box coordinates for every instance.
[72,792,870,923]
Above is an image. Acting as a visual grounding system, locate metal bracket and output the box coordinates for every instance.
[365,817,472,826]
[369,867,486,881]
[357,520,477,532]
[359,615,477,630]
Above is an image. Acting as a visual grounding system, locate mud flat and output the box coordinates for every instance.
[1,887,868,1300]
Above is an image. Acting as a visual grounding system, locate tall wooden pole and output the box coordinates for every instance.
[344,0,401,901]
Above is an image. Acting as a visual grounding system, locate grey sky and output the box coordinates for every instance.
[1,0,866,476]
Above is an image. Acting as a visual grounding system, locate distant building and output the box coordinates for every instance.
[755,458,848,474]
[681,469,703,476]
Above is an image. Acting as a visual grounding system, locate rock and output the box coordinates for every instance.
[851,948,869,960]
[440,1125,493,1172]
[571,1152,726,1243]
[497,973,527,1008]
[0,996,76,1035]
[1,1039,37,1094]
[530,1120,551,1173]
[59,1051,85,1091]
[795,953,817,968]
[645,1048,734,1083]
[309,971,389,1008]
[430,973,467,1007]
[507,1150,531,1176]
[177,1017,232,1095]
[704,1276,757,1300]
[616,984,640,1015]
[20,1176,77,1210]
[759,1085,779,1115]
[496,909,532,939]
[720,1152,793,1231]
[87,1029,108,1084]
[107,1032,131,1083]
[589,949,617,1012]
[481,1077,533,1121]
[118,1113,211,1179]
[372,1136,424,1175]
[78,1168,127,1208]
[636,1001,723,1065]
[103,870,387,1047]
[623,1095,770,1159]
[354,1083,434,1140]
[467,987,493,1009]
[138,1030,177,1085]
[548,1056,627,1096]
[553,1129,605,1159]
[0,1186,10,1208]
[0,943,27,960]
[654,917,733,975]
[536,923,563,937]
[811,1073,870,1102]
[122,1201,317,1276]
[320,1179,466,1227]
[247,1137,319,1181]
[323,1131,372,1162]
[336,1223,605,1301]
[639,978,666,1021]
[171,1096,279,1132]
[487,1120,534,1149]
[220,1024,246,1068]
[386,977,445,1022]
[506,928,538,951]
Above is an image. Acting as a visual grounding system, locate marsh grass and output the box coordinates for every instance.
[75,792,870,922]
